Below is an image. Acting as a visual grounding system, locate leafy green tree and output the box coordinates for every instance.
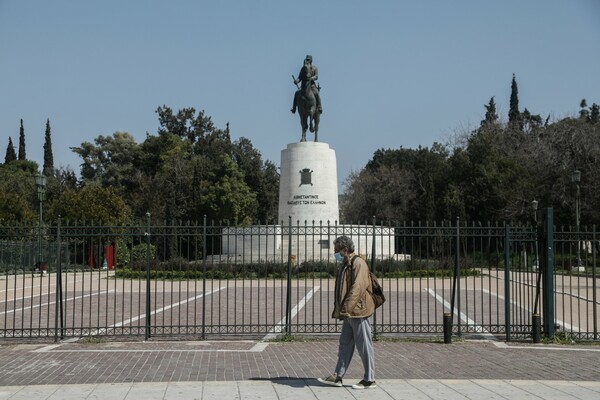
[4,137,17,164]
[343,145,450,222]
[203,155,256,223]
[0,160,39,221]
[48,185,131,224]
[341,164,415,223]
[0,191,35,222]
[453,128,531,222]
[156,105,216,147]
[18,119,26,160]
[43,119,54,176]
[232,137,279,222]
[70,132,141,201]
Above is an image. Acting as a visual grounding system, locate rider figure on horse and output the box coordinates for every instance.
[291,55,323,115]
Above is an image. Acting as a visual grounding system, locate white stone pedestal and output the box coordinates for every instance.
[278,142,339,225]
[218,141,397,264]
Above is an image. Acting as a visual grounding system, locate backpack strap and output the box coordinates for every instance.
[348,255,362,285]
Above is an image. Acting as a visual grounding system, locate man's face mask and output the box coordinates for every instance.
[334,252,343,262]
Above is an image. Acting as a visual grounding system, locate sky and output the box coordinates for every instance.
[1,0,599,192]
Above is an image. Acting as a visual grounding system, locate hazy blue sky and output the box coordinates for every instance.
[1,0,599,191]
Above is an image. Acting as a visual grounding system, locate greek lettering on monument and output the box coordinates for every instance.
[291,54,322,142]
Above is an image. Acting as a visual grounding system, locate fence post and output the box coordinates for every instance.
[145,212,151,341]
[202,215,207,340]
[54,216,64,342]
[504,210,511,341]
[593,224,597,341]
[450,216,461,337]
[542,208,555,337]
[285,216,293,336]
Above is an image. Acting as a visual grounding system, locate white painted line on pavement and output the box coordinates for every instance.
[34,286,227,353]
[482,288,582,333]
[0,290,115,315]
[427,288,497,340]
[261,286,320,342]
[492,341,600,352]
[86,286,226,336]
[0,278,90,298]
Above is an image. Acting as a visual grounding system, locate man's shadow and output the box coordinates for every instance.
[249,377,319,388]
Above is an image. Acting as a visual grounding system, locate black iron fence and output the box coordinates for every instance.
[0,211,597,341]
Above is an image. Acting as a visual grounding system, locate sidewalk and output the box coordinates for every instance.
[1,339,599,399]
[2,379,600,399]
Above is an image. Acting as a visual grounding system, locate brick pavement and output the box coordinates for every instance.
[0,339,599,386]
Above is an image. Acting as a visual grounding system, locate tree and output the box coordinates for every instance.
[454,129,531,222]
[578,99,599,125]
[589,103,599,125]
[341,165,415,223]
[156,105,215,148]
[508,74,523,131]
[343,145,450,222]
[0,159,39,222]
[70,132,141,199]
[202,155,256,223]
[579,99,590,120]
[0,191,35,222]
[4,137,17,164]
[43,119,54,176]
[232,137,279,222]
[18,119,26,160]
[481,97,499,127]
[48,185,131,224]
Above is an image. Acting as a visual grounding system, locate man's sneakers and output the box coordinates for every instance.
[318,376,377,390]
[351,380,377,390]
[317,375,343,387]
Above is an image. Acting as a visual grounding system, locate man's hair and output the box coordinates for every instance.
[334,236,355,253]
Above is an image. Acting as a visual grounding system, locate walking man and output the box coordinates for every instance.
[317,235,377,389]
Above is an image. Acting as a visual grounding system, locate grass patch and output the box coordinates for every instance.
[78,336,107,344]
[265,334,306,342]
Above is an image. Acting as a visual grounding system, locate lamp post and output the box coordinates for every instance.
[571,169,582,271]
[35,173,47,274]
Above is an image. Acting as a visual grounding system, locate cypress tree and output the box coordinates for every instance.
[481,96,499,126]
[43,118,54,176]
[18,119,26,160]
[508,74,522,130]
[579,99,590,120]
[4,137,17,164]
[590,103,600,125]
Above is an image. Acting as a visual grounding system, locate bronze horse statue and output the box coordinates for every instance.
[293,75,320,142]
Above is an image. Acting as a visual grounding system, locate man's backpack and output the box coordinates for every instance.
[350,255,386,309]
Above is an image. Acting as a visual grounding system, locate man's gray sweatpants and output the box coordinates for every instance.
[334,317,375,381]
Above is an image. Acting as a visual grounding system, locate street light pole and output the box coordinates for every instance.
[571,170,582,271]
[35,173,47,274]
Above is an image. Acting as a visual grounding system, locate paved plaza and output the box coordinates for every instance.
[0,338,599,399]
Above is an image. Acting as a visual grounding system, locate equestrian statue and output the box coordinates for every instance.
[291,55,322,142]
